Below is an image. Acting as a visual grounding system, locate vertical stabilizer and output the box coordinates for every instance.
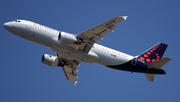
[137,42,168,63]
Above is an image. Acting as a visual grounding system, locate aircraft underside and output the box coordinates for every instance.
[107,61,166,74]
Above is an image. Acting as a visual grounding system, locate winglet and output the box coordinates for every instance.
[74,81,78,85]
[122,16,128,20]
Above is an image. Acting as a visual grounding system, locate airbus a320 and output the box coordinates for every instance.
[3,16,171,85]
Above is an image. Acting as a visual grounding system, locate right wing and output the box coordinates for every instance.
[76,16,127,53]
[66,16,127,53]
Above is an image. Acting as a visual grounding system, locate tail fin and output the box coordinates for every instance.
[137,42,168,63]
[138,42,171,82]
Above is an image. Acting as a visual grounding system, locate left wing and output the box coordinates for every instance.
[57,53,80,85]
[75,16,127,52]
[62,64,79,85]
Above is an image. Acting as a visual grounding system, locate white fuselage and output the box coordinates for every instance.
[3,20,134,66]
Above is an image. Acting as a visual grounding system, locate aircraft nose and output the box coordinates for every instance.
[3,22,13,31]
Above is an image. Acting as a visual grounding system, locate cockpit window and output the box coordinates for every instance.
[15,20,20,22]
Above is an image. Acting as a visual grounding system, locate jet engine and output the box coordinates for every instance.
[58,32,80,44]
[41,54,63,67]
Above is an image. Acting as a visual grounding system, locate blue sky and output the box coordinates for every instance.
[1,0,180,102]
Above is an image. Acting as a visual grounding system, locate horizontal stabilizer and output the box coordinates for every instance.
[145,74,155,82]
[146,57,171,69]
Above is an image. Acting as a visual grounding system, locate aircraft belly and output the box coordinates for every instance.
[50,39,98,62]
[107,61,166,74]
[51,48,98,63]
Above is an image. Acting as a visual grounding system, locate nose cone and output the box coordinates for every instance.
[3,22,12,30]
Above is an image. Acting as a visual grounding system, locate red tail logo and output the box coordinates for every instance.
[138,43,167,63]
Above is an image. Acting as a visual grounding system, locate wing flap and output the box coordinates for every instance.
[62,65,78,85]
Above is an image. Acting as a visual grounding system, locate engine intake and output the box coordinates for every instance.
[41,54,63,67]
[58,32,80,44]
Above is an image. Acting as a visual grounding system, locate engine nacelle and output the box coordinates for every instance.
[58,32,80,44]
[41,54,59,67]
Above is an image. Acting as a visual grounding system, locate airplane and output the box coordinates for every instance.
[3,16,171,85]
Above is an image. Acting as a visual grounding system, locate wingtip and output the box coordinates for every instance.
[74,81,78,85]
[118,16,128,20]
[122,16,128,20]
